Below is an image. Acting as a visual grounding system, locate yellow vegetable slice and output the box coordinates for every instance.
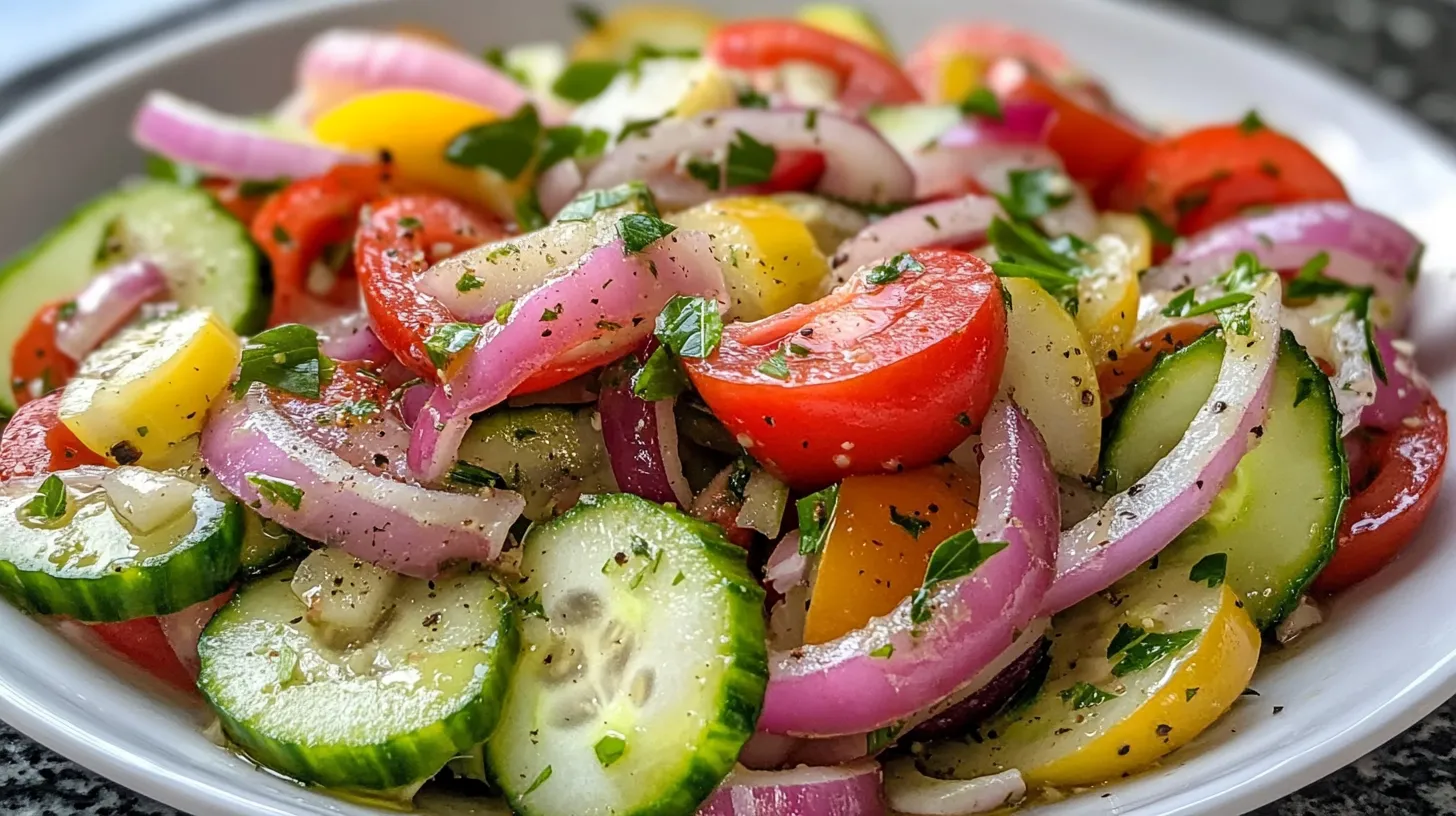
[571,4,721,61]
[671,196,831,321]
[797,4,895,55]
[917,553,1259,790]
[60,309,241,466]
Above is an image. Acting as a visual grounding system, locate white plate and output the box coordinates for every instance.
[1,1,1454,814]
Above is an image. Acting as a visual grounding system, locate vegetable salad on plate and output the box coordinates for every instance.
[0,3,1446,814]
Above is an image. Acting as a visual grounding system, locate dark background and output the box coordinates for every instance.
[1,0,1454,813]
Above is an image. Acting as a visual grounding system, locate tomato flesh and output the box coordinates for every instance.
[708,20,920,111]
[10,301,78,410]
[90,617,198,692]
[355,195,506,380]
[0,391,108,480]
[685,248,1006,489]
[1313,399,1448,593]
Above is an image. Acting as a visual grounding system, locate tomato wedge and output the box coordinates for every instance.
[202,178,269,226]
[1108,121,1349,237]
[707,20,920,111]
[10,300,77,410]
[90,617,199,692]
[1313,399,1448,593]
[685,248,1006,489]
[0,390,107,480]
[252,163,394,325]
[355,195,506,380]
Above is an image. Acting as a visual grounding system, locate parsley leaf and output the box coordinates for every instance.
[1284,251,1387,382]
[593,732,628,767]
[1059,681,1120,710]
[523,764,553,796]
[539,124,610,170]
[552,61,621,102]
[445,104,542,180]
[234,324,336,399]
[959,87,1004,121]
[865,252,924,286]
[756,348,790,380]
[1189,552,1228,587]
[889,506,930,539]
[870,643,895,659]
[684,157,722,191]
[456,270,485,292]
[655,295,723,358]
[1239,109,1266,135]
[145,154,201,186]
[865,724,900,754]
[737,87,770,109]
[617,213,677,252]
[570,3,601,30]
[450,462,506,489]
[22,474,67,522]
[987,216,1084,309]
[725,129,777,187]
[1106,623,1147,659]
[631,346,690,400]
[515,190,548,231]
[797,485,840,555]
[996,168,1073,222]
[555,181,659,222]
[424,322,482,371]
[910,531,1010,624]
[247,474,304,511]
[1111,629,1201,677]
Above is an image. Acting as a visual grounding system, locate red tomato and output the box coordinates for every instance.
[202,178,267,226]
[90,617,198,692]
[986,59,1151,196]
[251,164,394,325]
[1108,122,1349,237]
[755,150,827,195]
[707,20,920,111]
[10,301,77,409]
[1313,399,1448,593]
[684,248,1007,489]
[355,195,506,380]
[0,391,108,480]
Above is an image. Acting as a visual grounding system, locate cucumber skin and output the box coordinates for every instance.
[490,494,768,816]
[0,496,243,622]
[201,568,520,792]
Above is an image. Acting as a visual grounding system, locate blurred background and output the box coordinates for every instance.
[0,0,1454,814]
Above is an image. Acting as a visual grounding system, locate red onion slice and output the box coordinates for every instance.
[698,762,886,816]
[315,312,393,366]
[765,531,809,596]
[55,260,168,361]
[599,345,694,507]
[1363,330,1432,431]
[409,231,727,482]
[937,101,1056,148]
[830,195,1001,281]
[883,761,1025,815]
[1042,275,1283,613]
[1284,300,1375,436]
[132,91,370,180]
[908,144,1096,238]
[297,29,532,120]
[583,109,914,211]
[202,385,522,578]
[758,398,1057,737]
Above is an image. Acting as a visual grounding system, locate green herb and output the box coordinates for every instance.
[513,428,540,441]
[145,154,201,186]
[1294,376,1318,408]
[787,343,811,357]
[618,116,662,140]
[247,474,304,511]
[986,215,1084,304]
[523,765,553,796]
[1111,629,1201,677]
[515,189,548,231]
[555,181,660,222]
[424,322,482,371]
[234,324,335,399]
[444,104,542,180]
[997,167,1073,222]
[684,157,722,191]
[450,462,506,489]
[631,346,690,400]
[337,399,381,420]
[22,474,67,521]
[870,643,895,659]
[865,252,924,286]
[805,108,819,130]
[1282,251,1386,381]
[1189,552,1228,587]
[889,506,930,539]
[456,270,485,292]
[617,213,677,252]
[797,485,840,555]
[655,295,723,358]
[238,178,289,198]
[1239,109,1266,134]
[483,48,531,85]
[57,301,78,320]
[1161,290,1254,319]
[725,129,777,187]
[911,531,1010,624]
[737,87,770,109]
[276,644,300,686]
[540,305,561,322]
[756,348,790,380]
[271,223,292,247]
[136,426,149,437]
[673,571,686,585]
[1139,207,1179,246]
[397,215,423,231]
[538,124,610,169]
[959,87,1004,120]
[1107,623,1146,659]
[552,60,621,102]
[865,724,899,754]
[1186,687,1200,701]
[726,457,753,501]
[593,733,627,767]
[494,300,515,325]
[515,591,547,619]
[570,2,601,28]
[1059,681,1120,710]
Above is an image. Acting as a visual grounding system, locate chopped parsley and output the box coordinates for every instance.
[237,177,289,198]
[247,474,304,511]
[423,322,483,371]
[996,167,1073,222]
[22,474,67,522]
[593,732,628,767]
[1110,628,1201,677]
[144,154,201,186]
[1239,109,1266,135]
[444,104,542,180]
[539,124,610,170]
[889,506,930,539]
[551,60,621,102]
[1188,552,1228,588]
[911,531,1009,624]
[1060,681,1120,710]
[522,765,553,796]
[1285,250,1387,381]
[456,270,485,292]
[494,300,515,325]
[450,462,507,489]
[958,87,1004,121]
[987,216,1084,311]
[540,305,562,322]
[631,346,690,400]
[616,213,677,252]
[234,324,336,399]
[396,215,423,231]
[515,189,548,231]
[865,252,924,286]
[515,591,547,619]
[725,129,777,188]
[555,181,660,222]
[618,116,662,140]
[755,348,790,380]
[1106,623,1147,658]
[870,643,895,659]
[684,157,723,191]
[1161,250,1268,320]
[737,87,770,109]
[797,485,840,555]
[655,295,723,358]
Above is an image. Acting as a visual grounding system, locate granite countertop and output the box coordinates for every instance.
[3,0,1456,813]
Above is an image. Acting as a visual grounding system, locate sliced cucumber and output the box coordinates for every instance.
[0,466,242,621]
[487,493,767,816]
[866,104,963,158]
[198,552,518,792]
[239,511,303,575]
[1101,330,1346,627]
[455,406,615,522]
[0,181,267,415]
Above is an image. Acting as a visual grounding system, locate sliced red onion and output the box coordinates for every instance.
[599,346,694,507]
[409,231,727,482]
[1284,300,1376,436]
[537,158,586,218]
[1148,202,1423,325]
[158,590,234,679]
[907,626,1048,741]
[505,373,600,408]
[398,381,432,429]
[698,762,886,816]
[1042,275,1283,613]
[758,398,1057,737]
[937,101,1056,148]
[908,144,1096,238]
[584,109,914,211]
[132,91,369,180]
[883,761,1025,815]
[765,531,808,596]
[315,312,392,366]
[55,260,168,361]
[203,385,522,578]
[830,195,1001,282]
[1363,330,1432,431]
[297,29,532,120]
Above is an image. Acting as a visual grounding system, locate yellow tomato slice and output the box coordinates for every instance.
[803,465,979,645]
[670,196,831,321]
[1075,228,1142,368]
[571,5,722,62]
[936,53,987,104]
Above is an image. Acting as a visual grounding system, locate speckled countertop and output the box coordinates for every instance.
[4,0,1456,814]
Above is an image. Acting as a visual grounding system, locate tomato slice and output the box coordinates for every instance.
[0,390,108,480]
[1313,399,1448,593]
[202,178,268,226]
[10,301,78,410]
[90,617,198,692]
[755,150,827,195]
[684,248,1006,489]
[1108,122,1349,237]
[905,22,1077,101]
[252,163,394,325]
[707,20,920,111]
[355,195,506,380]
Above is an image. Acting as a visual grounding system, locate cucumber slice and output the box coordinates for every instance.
[1101,330,1347,627]
[455,406,615,522]
[0,466,243,621]
[198,554,519,792]
[239,511,302,575]
[866,104,963,158]
[487,494,767,816]
[0,180,267,416]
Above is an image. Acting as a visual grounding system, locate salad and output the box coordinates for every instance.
[0,4,1446,814]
